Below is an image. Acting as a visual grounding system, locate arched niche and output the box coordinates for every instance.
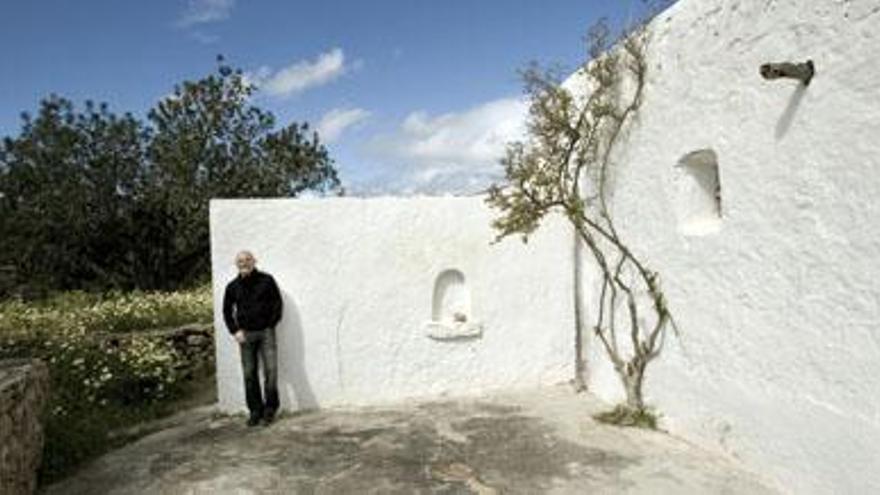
[425,269,483,340]
[432,269,470,323]
[673,149,722,236]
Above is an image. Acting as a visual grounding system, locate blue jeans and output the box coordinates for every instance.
[239,327,279,418]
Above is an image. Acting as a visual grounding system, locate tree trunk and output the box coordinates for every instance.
[572,233,587,391]
[622,364,645,411]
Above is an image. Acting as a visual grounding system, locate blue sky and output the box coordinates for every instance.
[0,0,658,195]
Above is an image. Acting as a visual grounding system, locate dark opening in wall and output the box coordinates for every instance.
[674,149,722,235]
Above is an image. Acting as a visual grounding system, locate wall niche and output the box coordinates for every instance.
[673,148,722,236]
[424,269,483,340]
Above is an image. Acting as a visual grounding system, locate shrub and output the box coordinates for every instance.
[0,285,214,483]
[0,284,213,336]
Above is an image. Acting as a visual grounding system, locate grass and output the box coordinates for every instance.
[593,404,660,430]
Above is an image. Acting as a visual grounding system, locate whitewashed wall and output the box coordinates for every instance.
[579,1,880,493]
[211,197,575,412]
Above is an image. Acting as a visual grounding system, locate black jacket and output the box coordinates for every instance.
[223,269,283,334]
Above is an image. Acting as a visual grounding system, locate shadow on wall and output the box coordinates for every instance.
[775,84,807,139]
[277,291,318,410]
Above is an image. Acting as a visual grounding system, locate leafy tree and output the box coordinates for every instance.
[487,21,676,416]
[0,57,340,296]
[141,57,339,288]
[0,97,148,295]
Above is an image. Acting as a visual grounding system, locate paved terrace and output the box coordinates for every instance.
[42,386,779,494]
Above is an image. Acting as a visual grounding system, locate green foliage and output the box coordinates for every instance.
[0,284,212,337]
[0,98,148,295]
[141,58,339,288]
[0,285,214,483]
[488,19,675,411]
[593,404,659,430]
[0,57,340,297]
[487,19,643,244]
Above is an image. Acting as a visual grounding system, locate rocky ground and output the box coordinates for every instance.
[40,386,781,494]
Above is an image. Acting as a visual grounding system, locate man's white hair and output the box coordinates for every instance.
[235,250,256,262]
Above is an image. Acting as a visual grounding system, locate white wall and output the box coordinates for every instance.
[210,197,575,412]
[580,1,880,493]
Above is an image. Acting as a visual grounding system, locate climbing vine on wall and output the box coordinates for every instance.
[488,19,677,419]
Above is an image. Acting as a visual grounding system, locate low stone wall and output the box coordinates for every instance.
[0,359,50,495]
[100,323,215,379]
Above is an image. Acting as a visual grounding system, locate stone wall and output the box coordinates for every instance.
[0,359,49,495]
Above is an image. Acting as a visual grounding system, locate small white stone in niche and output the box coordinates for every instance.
[427,270,483,340]
[424,319,484,341]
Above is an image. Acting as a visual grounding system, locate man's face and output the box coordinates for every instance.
[235,252,256,277]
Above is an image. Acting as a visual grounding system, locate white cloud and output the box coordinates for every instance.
[317,108,371,144]
[177,0,234,27]
[249,48,347,98]
[360,97,528,195]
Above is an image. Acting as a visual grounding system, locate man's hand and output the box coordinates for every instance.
[234,330,246,344]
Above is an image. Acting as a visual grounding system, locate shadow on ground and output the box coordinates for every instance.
[41,387,779,494]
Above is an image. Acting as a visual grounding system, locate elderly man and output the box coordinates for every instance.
[222,251,283,426]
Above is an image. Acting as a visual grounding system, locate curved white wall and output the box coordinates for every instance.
[210,197,575,412]
[580,1,880,493]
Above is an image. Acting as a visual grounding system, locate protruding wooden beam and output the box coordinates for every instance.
[760,60,815,86]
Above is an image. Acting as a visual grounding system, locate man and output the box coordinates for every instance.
[223,250,283,427]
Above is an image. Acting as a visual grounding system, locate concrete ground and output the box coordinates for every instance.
[41,386,780,494]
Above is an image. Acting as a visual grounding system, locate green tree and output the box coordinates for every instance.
[141,58,339,289]
[0,57,340,296]
[0,97,147,295]
[487,21,675,417]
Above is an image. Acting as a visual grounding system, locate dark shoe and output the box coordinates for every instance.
[262,411,276,426]
[246,415,261,427]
